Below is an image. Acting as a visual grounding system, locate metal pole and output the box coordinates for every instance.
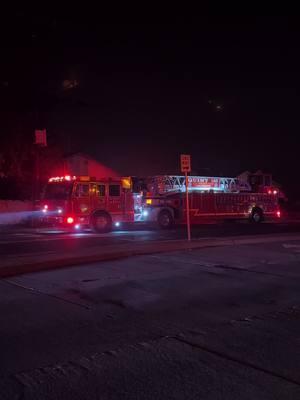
[36,145,40,202]
[185,171,191,241]
[31,144,40,228]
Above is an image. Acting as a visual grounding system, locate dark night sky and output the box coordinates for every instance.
[0,14,299,195]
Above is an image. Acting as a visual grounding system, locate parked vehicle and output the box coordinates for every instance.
[40,175,135,232]
[40,173,281,232]
[141,175,281,228]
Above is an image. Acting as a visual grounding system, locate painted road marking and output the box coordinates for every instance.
[283,244,300,248]
[6,251,56,258]
[0,231,156,244]
[283,243,300,253]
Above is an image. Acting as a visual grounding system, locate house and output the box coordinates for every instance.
[62,153,119,179]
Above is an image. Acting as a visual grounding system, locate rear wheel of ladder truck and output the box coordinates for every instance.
[157,209,174,229]
[250,207,264,223]
[91,211,112,233]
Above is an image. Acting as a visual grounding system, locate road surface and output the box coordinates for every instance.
[0,235,300,398]
[1,220,300,259]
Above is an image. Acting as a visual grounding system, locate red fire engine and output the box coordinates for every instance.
[40,175,135,232]
[41,173,281,232]
[140,175,281,228]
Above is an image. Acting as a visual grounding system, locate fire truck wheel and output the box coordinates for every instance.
[251,208,263,223]
[92,212,112,233]
[158,209,174,229]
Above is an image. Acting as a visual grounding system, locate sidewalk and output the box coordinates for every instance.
[1,233,300,279]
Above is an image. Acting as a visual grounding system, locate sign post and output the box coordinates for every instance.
[180,154,191,241]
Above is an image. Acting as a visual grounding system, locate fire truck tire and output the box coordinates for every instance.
[91,211,112,233]
[251,208,263,223]
[157,209,174,229]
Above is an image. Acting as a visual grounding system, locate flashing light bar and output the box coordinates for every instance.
[49,175,77,182]
[79,176,91,182]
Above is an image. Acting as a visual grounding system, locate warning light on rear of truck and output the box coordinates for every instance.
[67,217,74,224]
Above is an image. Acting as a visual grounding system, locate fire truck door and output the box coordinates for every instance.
[91,183,106,211]
[73,183,91,217]
[108,184,122,214]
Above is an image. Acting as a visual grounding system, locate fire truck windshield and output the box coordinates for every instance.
[44,182,73,200]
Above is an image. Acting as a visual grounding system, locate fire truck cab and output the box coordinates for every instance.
[40,175,135,232]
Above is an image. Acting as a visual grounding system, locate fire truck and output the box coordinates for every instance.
[140,175,281,228]
[40,175,135,232]
[40,173,280,232]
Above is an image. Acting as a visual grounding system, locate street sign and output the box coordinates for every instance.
[180,154,191,241]
[180,154,191,173]
[35,129,47,147]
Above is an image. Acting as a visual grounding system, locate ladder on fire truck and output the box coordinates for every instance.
[147,175,252,195]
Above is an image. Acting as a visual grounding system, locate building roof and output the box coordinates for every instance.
[63,152,99,161]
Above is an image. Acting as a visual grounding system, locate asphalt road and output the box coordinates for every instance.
[0,237,300,398]
[1,220,300,258]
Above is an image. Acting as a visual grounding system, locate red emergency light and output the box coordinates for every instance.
[49,175,76,182]
[67,217,74,224]
[267,189,278,195]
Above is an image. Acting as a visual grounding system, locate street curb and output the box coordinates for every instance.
[1,233,300,279]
